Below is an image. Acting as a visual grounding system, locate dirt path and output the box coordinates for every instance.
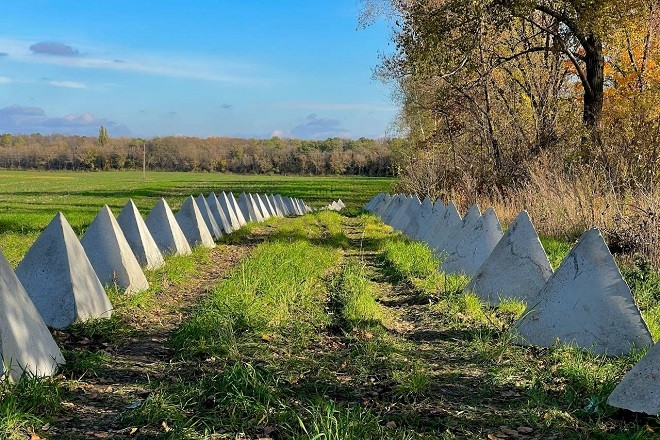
[47,242,254,440]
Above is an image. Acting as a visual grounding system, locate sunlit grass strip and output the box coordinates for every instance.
[0,376,62,440]
[173,239,340,357]
[333,261,383,328]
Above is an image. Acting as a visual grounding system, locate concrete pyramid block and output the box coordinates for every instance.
[196,194,223,240]
[145,198,192,256]
[217,191,241,231]
[255,194,271,220]
[275,194,290,216]
[16,212,112,329]
[466,210,553,306]
[283,197,295,216]
[0,248,65,381]
[268,194,284,217]
[416,202,446,243]
[438,203,482,255]
[337,199,345,209]
[364,193,383,211]
[81,205,150,294]
[607,341,660,414]
[208,192,235,234]
[249,193,266,221]
[238,193,261,223]
[440,207,503,276]
[175,196,216,248]
[263,194,279,217]
[381,195,405,224]
[514,228,653,356]
[423,202,463,251]
[116,200,165,270]
[390,196,419,231]
[228,192,247,226]
[374,193,393,216]
[403,196,433,239]
[293,198,304,216]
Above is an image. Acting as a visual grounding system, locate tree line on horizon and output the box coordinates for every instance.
[0,133,395,176]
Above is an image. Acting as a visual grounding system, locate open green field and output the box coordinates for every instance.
[0,170,393,265]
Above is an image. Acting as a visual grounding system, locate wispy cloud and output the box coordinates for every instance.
[0,76,11,84]
[0,37,272,85]
[269,101,395,112]
[29,42,79,57]
[272,113,351,140]
[48,80,87,89]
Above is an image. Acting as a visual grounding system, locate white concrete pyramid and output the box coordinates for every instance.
[466,211,553,306]
[337,199,345,209]
[249,193,266,221]
[416,201,446,243]
[0,248,65,381]
[514,228,653,356]
[218,191,241,230]
[608,341,660,414]
[424,202,463,252]
[292,198,303,215]
[390,196,419,231]
[81,205,149,294]
[196,194,223,240]
[145,198,192,256]
[381,195,405,224]
[275,194,289,216]
[16,212,112,329]
[264,194,280,217]
[175,196,216,248]
[116,200,165,270]
[282,197,295,216]
[440,207,503,276]
[404,196,433,239]
[238,193,260,222]
[208,192,235,234]
[228,192,247,226]
[373,194,393,216]
[268,194,284,217]
[438,203,482,255]
[255,194,271,220]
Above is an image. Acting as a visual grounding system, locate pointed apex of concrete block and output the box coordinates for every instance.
[440,207,503,276]
[81,205,149,293]
[608,341,660,415]
[337,199,345,209]
[0,247,65,381]
[208,192,235,234]
[238,193,259,222]
[227,192,247,226]
[175,196,216,248]
[463,204,481,225]
[116,199,165,270]
[16,212,112,329]
[145,198,192,256]
[514,228,653,356]
[467,210,553,305]
[195,194,223,240]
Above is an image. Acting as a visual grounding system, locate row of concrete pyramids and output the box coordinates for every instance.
[365,193,658,415]
[0,191,312,382]
[325,199,345,211]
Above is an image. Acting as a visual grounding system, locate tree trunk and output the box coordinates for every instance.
[583,35,604,133]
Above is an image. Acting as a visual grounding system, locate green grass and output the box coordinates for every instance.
[332,261,383,328]
[0,170,392,265]
[0,376,62,440]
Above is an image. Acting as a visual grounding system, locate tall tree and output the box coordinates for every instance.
[98,125,109,147]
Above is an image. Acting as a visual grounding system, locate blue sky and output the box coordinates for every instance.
[0,1,396,139]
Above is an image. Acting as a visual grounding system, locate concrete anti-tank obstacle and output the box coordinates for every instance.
[283,197,296,216]
[466,210,553,306]
[293,198,304,216]
[513,228,653,356]
[16,212,112,329]
[145,198,192,256]
[274,194,289,216]
[423,202,462,252]
[373,193,393,216]
[416,200,446,244]
[607,341,660,415]
[81,205,150,294]
[255,194,272,220]
[237,192,259,223]
[208,192,235,234]
[403,196,433,239]
[337,199,345,209]
[248,193,266,221]
[440,207,503,276]
[175,196,216,248]
[390,195,420,232]
[228,192,247,226]
[381,194,405,224]
[263,194,280,217]
[368,193,388,214]
[363,193,381,211]
[268,194,284,217]
[195,194,223,240]
[437,203,482,256]
[219,191,245,230]
[0,248,65,381]
[116,200,165,270]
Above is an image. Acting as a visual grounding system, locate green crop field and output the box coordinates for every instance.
[0,170,393,265]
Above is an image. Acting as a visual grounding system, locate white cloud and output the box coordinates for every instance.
[49,80,87,89]
[268,101,395,112]
[0,76,11,84]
